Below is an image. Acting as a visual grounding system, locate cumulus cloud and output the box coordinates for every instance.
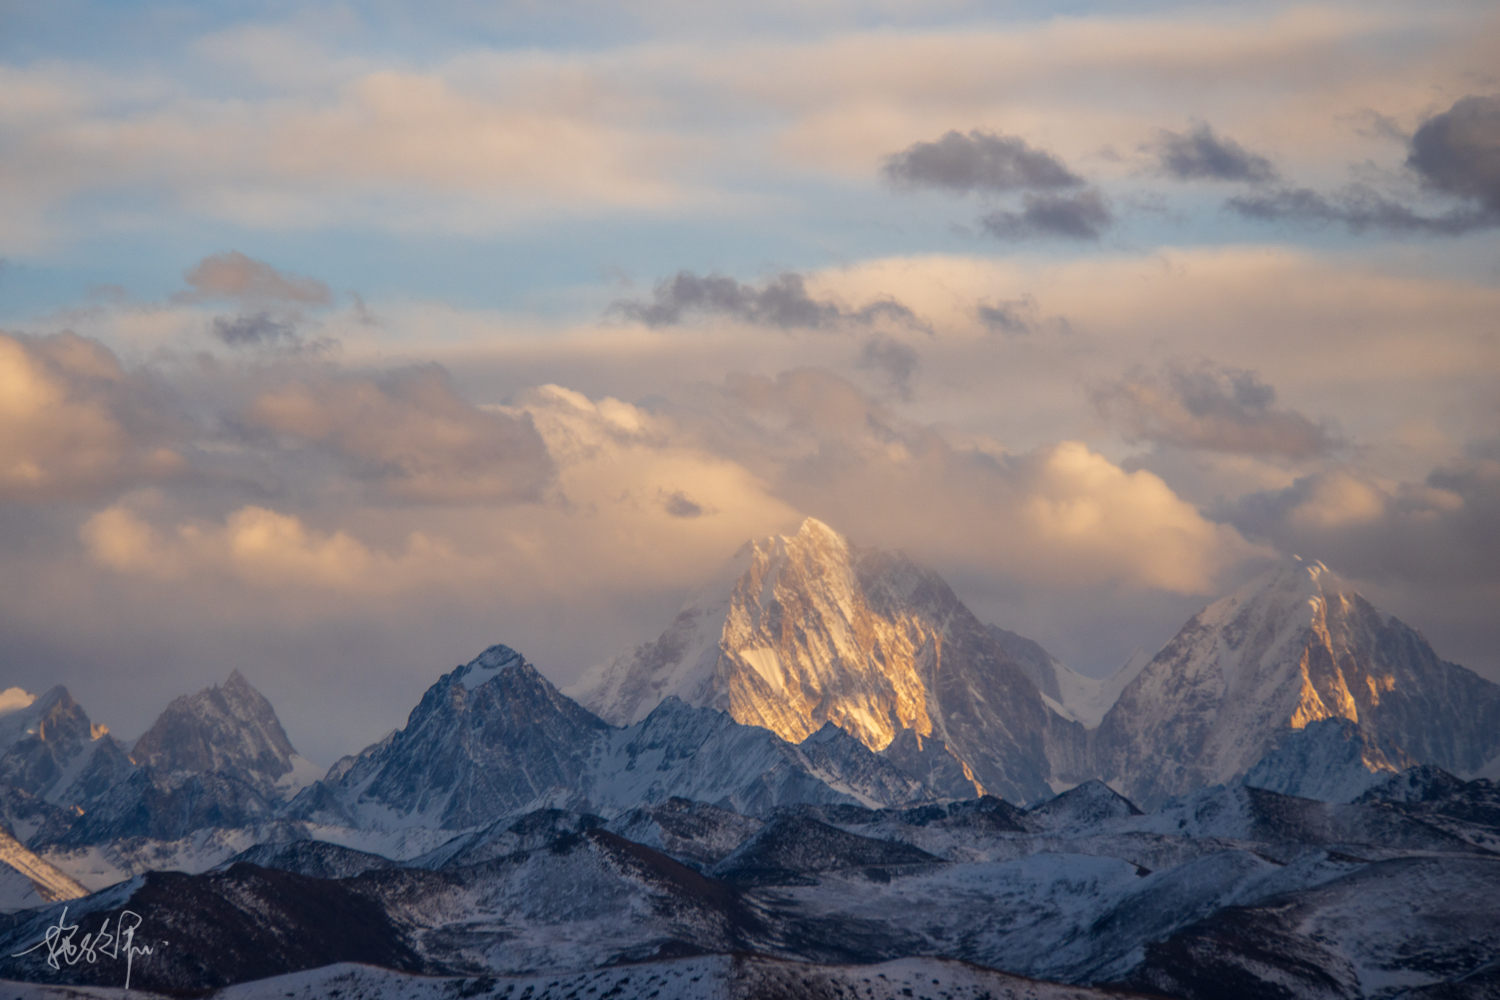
[1093,363,1342,459]
[1226,458,1500,588]
[1230,94,1500,235]
[980,190,1112,240]
[1149,123,1277,182]
[882,130,1083,194]
[81,503,481,592]
[245,365,554,504]
[0,331,183,502]
[610,271,920,330]
[678,367,1256,594]
[180,251,331,306]
[880,129,1112,241]
[1408,94,1500,211]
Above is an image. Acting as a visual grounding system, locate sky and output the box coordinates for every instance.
[1,0,1497,765]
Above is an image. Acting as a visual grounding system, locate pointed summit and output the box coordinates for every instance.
[572,517,1085,804]
[1091,556,1500,809]
[131,671,304,798]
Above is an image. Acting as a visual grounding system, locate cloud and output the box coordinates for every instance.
[180,251,331,306]
[676,367,1256,595]
[658,489,707,519]
[979,189,1112,240]
[1407,94,1500,212]
[245,365,554,504]
[1226,458,1500,588]
[611,271,920,330]
[882,130,1083,194]
[81,503,480,592]
[1149,123,1277,182]
[1227,185,1498,235]
[212,312,300,348]
[1093,362,1342,459]
[1229,95,1500,235]
[0,330,183,502]
[856,336,920,398]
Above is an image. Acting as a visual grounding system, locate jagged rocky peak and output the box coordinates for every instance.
[1091,554,1500,810]
[311,644,612,829]
[0,685,127,805]
[0,686,94,752]
[130,669,303,797]
[572,516,1083,805]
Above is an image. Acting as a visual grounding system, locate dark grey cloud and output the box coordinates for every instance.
[1229,95,1500,235]
[612,271,920,330]
[1093,362,1342,458]
[1227,185,1497,234]
[1408,94,1500,211]
[977,296,1038,335]
[213,312,298,347]
[1150,123,1277,183]
[658,489,705,519]
[882,130,1084,194]
[980,189,1112,240]
[856,336,920,399]
[1226,459,1500,589]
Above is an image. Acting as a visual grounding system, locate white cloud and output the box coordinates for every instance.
[0,331,183,502]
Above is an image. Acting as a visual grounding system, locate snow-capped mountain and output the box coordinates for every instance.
[0,686,129,810]
[292,644,938,834]
[130,670,318,799]
[571,518,1086,804]
[1089,557,1500,810]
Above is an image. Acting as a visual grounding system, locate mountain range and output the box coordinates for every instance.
[1,516,1498,998]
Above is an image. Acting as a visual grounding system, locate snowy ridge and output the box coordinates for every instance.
[0,824,85,911]
[291,645,939,837]
[573,518,1086,804]
[1088,556,1500,810]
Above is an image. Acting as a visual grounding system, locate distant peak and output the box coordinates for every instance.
[785,517,850,555]
[454,644,531,692]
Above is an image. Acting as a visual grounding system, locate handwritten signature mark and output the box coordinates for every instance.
[11,906,155,991]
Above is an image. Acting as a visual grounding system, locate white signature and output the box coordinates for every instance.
[11,906,154,991]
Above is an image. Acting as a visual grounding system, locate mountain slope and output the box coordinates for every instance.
[0,686,126,807]
[292,645,938,833]
[1089,557,1500,810]
[130,670,310,799]
[572,518,1085,804]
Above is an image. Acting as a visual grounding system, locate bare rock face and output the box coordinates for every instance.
[130,670,301,797]
[572,518,1086,805]
[1089,558,1500,811]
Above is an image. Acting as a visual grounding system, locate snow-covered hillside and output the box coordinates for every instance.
[1089,557,1500,810]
